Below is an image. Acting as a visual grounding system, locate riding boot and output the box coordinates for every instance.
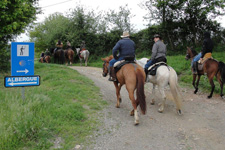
[193,61,198,74]
[108,67,117,81]
[144,68,148,82]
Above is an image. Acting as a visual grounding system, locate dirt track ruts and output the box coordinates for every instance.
[69,66,225,150]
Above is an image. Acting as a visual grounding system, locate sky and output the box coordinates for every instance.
[17,0,148,41]
[16,0,225,41]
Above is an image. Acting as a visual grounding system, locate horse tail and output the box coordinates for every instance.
[136,68,146,114]
[218,61,225,83]
[168,67,182,113]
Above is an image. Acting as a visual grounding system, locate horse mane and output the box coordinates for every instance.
[102,55,113,62]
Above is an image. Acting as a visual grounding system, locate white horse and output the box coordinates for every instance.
[136,58,182,115]
[76,48,90,67]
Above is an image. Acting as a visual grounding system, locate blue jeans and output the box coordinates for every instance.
[109,57,124,67]
[191,52,202,67]
[144,59,154,69]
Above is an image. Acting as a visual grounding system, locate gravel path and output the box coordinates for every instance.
[69,66,225,150]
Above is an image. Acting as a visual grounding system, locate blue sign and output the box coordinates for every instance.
[4,76,40,87]
[11,42,34,76]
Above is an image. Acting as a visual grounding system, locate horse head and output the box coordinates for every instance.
[186,47,198,60]
[101,55,113,77]
[185,47,191,60]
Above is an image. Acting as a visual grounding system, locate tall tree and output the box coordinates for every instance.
[141,0,225,50]
[105,4,135,33]
[29,13,70,53]
[0,0,40,72]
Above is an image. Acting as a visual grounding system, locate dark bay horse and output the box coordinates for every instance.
[185,47,224,98]
[64,48,74,65]
[101,55,146,125]
[53,49,65,64]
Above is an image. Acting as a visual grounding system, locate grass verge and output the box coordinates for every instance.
[0,62,107,149]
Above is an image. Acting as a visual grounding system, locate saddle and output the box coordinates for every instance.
[147,62,168,76]
[197,58,213,71]
[113,56,135,73]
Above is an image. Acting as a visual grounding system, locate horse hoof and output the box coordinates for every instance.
[177,109,182,115]
[115,105,120,108]
[158,110,163,113]
[207,95,212,99]
[194,88,198,94]
[158,108,163,113]
[150,102,155,105]
[134,121,139,126]
[130,110,134,116]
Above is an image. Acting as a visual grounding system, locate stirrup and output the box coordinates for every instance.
[108,77,117,82]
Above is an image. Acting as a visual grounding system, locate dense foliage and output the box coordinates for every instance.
[0,0,40,72]
[1,1,225,72]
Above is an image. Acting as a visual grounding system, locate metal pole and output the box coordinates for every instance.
[21,87,25,102]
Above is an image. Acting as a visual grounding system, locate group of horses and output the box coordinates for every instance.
[40,47,90,66]
[101,47,225,125]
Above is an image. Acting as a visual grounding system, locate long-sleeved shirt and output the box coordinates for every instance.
[151,40,166,60]
[201,38,214,58]
[112,38,135,60]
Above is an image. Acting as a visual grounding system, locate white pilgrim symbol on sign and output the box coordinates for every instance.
[17,45,29,56]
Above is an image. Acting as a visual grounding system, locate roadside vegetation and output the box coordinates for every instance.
[0,63,107,149]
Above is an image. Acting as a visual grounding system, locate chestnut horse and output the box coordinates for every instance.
[64,48,74,65]
[185,47,224,98]
[101,55,146,125]
[40,55,51,63]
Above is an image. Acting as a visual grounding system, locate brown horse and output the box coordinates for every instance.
[101,55,146,125]
[64,48,74,65]
[40,55,51,63]
[185,47,223,98]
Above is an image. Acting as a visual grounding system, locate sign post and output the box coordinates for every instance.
[4,42,40,101]
[11,42,35,76]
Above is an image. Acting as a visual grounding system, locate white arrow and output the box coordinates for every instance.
[16,69,29,74]
[9,82,37,86]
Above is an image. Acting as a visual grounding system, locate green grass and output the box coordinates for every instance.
[1,51,224,149]
[0,63,107,150]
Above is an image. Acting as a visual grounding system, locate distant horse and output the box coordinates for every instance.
[40,55,51,63]
[53,49,65,64]
[64,48,74,65]
[185,47,224,98]
[76,48,90,67]
[137,58,182,114]
[101,55,146,125]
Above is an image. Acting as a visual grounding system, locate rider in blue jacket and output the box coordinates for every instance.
[108,31,136,81]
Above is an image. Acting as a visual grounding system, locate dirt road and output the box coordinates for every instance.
[69,66,225,150]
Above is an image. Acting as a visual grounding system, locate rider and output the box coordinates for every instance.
[44,49,51,56]
[144,34,167,76]
[66,41,72,49]
[54,40,63,53]
[192,31,214,74]
[39,51,45,62]
[108,31,135,81]
[80,41,86,50]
